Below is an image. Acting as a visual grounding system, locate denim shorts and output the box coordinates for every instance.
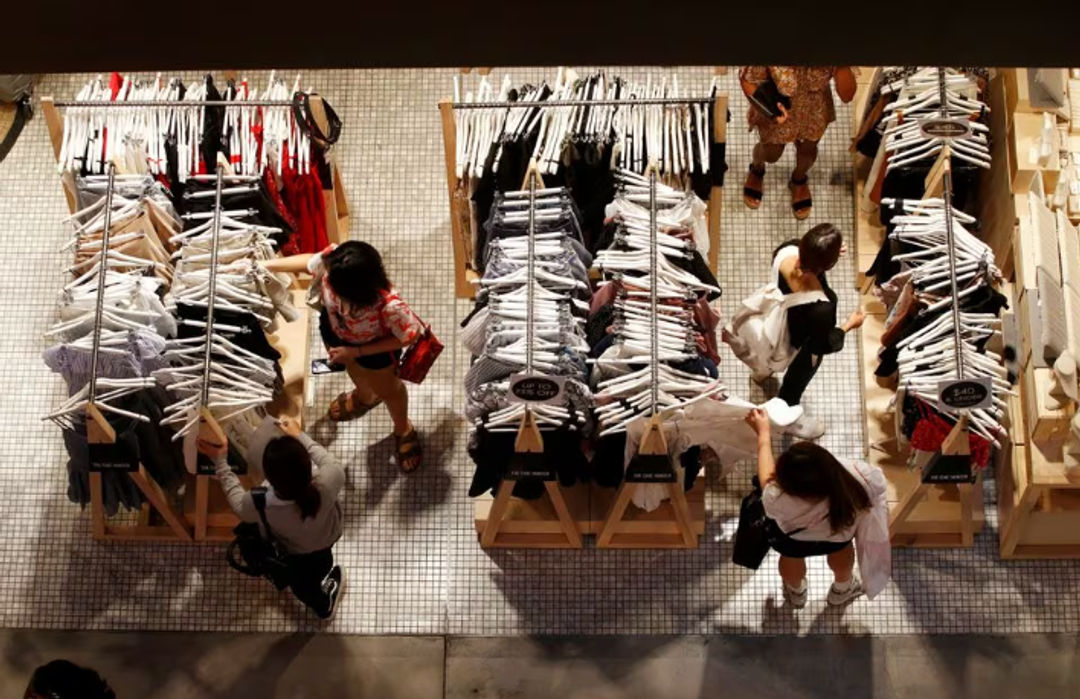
[319,310,400,371]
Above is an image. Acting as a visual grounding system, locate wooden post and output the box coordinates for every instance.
[439,99,475,298]
[85,404,115,540]
[194,408,226,541]
[707,93,728,274]
[41,97,64,161]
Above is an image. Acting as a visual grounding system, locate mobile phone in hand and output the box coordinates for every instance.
[311,358,346,375]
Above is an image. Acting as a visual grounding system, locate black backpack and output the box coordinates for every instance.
[226,487,291,590]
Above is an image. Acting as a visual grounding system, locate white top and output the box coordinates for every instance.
[762,459,876,542]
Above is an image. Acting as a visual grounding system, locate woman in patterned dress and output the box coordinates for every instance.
[740,66,856,220]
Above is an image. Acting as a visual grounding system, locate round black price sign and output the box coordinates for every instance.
[919,119,971,139]
[511,376,561,402]
[939,380,990,409]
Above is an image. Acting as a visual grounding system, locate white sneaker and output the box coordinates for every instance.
[782,579,808,609]
[826,579,863,606]
[762,398,803,428]
[785,415,825,440]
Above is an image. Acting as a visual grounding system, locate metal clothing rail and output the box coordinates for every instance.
[200,166,225,406]
[85,163,117,406]
[937,66,966,383]
[52,100,298,108]
[452,97,713,109]
[648,168,660,416]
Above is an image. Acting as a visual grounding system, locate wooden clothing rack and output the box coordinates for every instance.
[77,165,193,542]
[438,88,728,298]
[475,161,585,549]
[595,164,700,549]
[42,92,319,544]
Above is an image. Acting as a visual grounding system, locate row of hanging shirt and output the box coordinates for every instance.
[589,171,765,512]
[59,71,309,179]
[873,196,1009,470]
[454,69,726,273]
[858,67,991,217]
[44,174,188,514]
[455,69,717,181]
[57,72,338,254]
[43,168,302,513]
[462,186,595,500]
[156,172,300,474]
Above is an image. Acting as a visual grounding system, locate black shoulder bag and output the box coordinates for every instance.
[732,476,772,569]
[226,487,292,590]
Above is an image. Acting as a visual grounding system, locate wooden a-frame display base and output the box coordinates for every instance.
[86,404,193,542]
[595,415,701,549]
[475,411,585,549]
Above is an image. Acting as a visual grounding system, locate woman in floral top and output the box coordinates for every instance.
[270,241,424,472]
[740,66,856,220]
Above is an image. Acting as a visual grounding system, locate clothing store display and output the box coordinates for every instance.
[44,176,189,511]
[455,70,725,270]
[872,196,1009,454]
[858,68,989,219]
[589,170,737,508]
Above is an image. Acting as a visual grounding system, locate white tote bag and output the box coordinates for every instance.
[723,246,826,378]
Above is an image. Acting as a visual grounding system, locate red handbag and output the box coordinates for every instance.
[398,322,443,384]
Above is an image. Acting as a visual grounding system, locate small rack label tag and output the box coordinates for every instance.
[937,377,993,411]
[88,443,139,473]
[509,373,565,405]
[920,118,972,139]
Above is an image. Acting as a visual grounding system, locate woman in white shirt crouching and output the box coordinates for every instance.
[745,408,882,608]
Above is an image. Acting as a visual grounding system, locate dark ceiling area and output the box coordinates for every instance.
[2,1,1078,73]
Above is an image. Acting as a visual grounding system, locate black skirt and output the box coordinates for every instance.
[767,519,852,559]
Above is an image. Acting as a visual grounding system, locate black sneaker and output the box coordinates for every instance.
[318,566,345,620]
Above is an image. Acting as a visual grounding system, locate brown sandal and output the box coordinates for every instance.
[743,164,765,209]
[328,389,382,422]
[789,175,812,220]
[394,428,423,473]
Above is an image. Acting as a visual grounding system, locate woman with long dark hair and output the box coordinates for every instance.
[202,417,346,619]
[745,408,889,608]
[268,241,424,472]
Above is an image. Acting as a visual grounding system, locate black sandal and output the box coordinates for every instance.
[789,175,813,220]
[394,428,423,473]
[743,164,765,209]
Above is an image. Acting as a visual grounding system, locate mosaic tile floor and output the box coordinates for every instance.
[1,68,1078,636]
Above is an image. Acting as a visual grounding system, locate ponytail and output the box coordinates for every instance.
[262,436,321,520]
[295,483,322,520]
[774,442,871,533]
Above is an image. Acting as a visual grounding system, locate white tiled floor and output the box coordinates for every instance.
[0,68,1078,636]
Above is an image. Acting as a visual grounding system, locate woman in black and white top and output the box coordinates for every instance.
[771,223,864,438]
